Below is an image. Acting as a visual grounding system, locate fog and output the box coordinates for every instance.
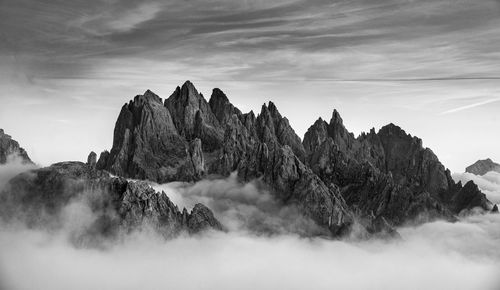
[0,160,499,290]
[0,154,37,189]
[453,171,500,204]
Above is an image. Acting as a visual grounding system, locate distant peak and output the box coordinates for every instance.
[466,158,500,175]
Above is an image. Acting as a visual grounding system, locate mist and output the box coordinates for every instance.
[453,171,500,204]
[1,160,499,290]
[0,154,37,189]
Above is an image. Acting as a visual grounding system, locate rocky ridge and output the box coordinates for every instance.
[0,153,223,243]
[96,81,494,236]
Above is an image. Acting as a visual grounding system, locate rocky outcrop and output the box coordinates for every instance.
[187,203,224,233]
[165,81,224,152]
[95,82,354,236]
[255,102,306,161]
[0,129,32,164]
[94,80,492,237]
[303,114,492,227]
[466,158,500,176]
[209,88,242,124]
[1,159,223,241]
[96,90,203,182]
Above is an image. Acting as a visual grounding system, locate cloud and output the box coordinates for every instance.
[0,154,37,189]
[440,97,500,115]
[453,171,500,204]
[75,2,162,36]
[2,0,500,83]
[0,212,499,290]
[151,173,328,236]
[0,161,500,290]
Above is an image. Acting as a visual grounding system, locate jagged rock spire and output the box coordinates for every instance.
[165,81,224,151]
[97,89,201,182]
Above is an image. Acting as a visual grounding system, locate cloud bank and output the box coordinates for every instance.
[0,159,499,290]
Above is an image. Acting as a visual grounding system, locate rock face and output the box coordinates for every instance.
[303,118,491,227]
[0,129,32,164]
[466,158,500,176]
[1,159,223,242]
[96,90,203,182]
[96,81,492,236]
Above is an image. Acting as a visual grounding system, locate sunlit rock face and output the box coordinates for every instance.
[0,129,32,164]
[93,81,492,237]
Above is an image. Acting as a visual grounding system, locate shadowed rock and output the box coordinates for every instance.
[303,111,492,227]
[165,81,224,152]
[93,81,493,237]
[0,129,32,164]
[96,89,203,182]
[1,162,223,243]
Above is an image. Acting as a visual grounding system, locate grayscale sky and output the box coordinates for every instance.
[0,0,499,172]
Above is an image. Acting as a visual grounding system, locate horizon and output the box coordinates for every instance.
[1,78,499,173]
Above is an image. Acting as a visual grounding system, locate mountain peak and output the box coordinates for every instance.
[466,158,500,176]
[209,88,241,123]
[330,109,343,125]
[167,80,207,106]
[140,89,162,104]
[182,80,195,89]
[165,81,223,150]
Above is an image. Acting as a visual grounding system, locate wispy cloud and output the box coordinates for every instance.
[1,0,500,82]
[439,97,500,115]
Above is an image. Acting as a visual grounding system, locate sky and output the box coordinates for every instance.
[0,0,499,172]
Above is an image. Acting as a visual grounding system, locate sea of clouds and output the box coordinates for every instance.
[0,158,499,290]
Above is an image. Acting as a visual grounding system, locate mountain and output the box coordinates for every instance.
[98,82,353,235]
[466,158,500,176]
[303,118,491,225]
[95,81,493,236]
[0,129,32,164]
[0,153,223,245]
